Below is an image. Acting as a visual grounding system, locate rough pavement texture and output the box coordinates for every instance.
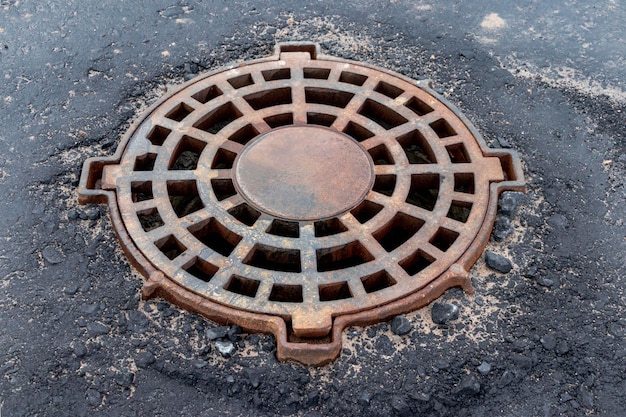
[1,1,625,416]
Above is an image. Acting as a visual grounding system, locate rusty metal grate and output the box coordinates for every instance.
[78,43,525,365]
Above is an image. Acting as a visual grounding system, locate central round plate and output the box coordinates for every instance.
[234,125,374,221]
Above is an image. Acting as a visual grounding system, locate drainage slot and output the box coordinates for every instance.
[264,113,293,128]
[224,275,260,297]
[243,244,302,273]
[211,148,237,169]
[374,81,404,99]
[430,227,459,252]
[339,71,368,86]
[228,203,261,226]
[446,143,471,163]
[305,87,354,108]
[227,74,254,89]
[183,257,219,283]
[229,124,259,145]
[167,180,204,217]
[373,212,424,252]
[244,87,292,110]
[351,200,384,224]
[368,144,394,165]
[316,241,374,272]
[397,130,436,164]
[319,281,352,301]
[188,218,242,256]
[269,284,303,303]
[146,125,171,146]
[193,102,242,134]
[155,234,187,260]
[430,118,456,138]
[307,112,337,126]
[373,175,397,196]
[343,121,374,142]
[131,181,153,202]
[165,102,194,122]
[314,218,348,237]
[400,249,435,276]
[406,174,440,211]
[358,99,408,129]
[405,96,434,116]
[303,67,331,79]
[262,68,291,81]
[210,178,237,201]
[266,219,300,238]
[191,85,223,104]
[137,208,164,232]
[361,270,397,293]
[134,153,157,171]
[447,200,472,223]
[169,136,206,170]
[454,173,475,194]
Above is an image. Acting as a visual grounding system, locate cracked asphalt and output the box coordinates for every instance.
[1,1,625,416]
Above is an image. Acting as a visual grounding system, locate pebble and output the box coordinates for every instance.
[114,371,134,387]
[375,334,395,356]
[608,321,625,338]
[540,333,557,350]
[215,340,236,358]
[578,386,594,409]
[67,209,79,220]
[556,340,570,355]
[547,213,568,229]
[496,370,514,388]
[227,325,243,342]
[85,208,100,220]
[496,136,512,148]
[135,351,155,368]
[459,49,476,59]
[42,245,65,264]
[456,375,481,395]
[87,322,109,337]
[485,251,513,273]
[498,191,524,217]
[206,326,229,340]
[391,395,411,416]
[85,388,101,406]
[359,391,372,405]
[493,216,514,240]
[390,316,412,335]
[431,302,459,324]
[72,341,87,358]
[477,361,491,375]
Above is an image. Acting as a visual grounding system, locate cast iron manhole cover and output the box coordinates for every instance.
[78,43,525,365]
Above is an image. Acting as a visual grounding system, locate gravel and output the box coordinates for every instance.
[485,251,513,273]
[431,302,459,324]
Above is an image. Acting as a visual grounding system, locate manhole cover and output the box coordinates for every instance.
[78,43,525,365]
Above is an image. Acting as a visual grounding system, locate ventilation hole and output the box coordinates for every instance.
[397,130,436,164]
[146,125,171,146]
[279,44,317,58]
[224,275,260,297]
[400,249,435,276]
[303,67,331,79]
[447,200,472,223]
[191,85,223,104]
[361,270,397,293]
[319,281,352,301]
[446,143,471,163]
[228,203,261,226]
[430,118,456,138]
[131,181,153,202]
[307,112,337,127]
[227,73,254,89]
[134,153,157,171]
[373,212,424,252]
[262,68,291,81]
[339,71,368,86]
[269,284,303,303]
[137,208,164,232]
[165,102,194,122]
[351,200,384,224]
[193,102,242,134]
[210,178,237,201]
[372,175,397,197]
[266,219,299,238]
[314,218,348,237]
[211,148,237,169]
[183,257,219,283]
[343,121,374,142]
[264,113,293,128]
[243,87,292,110]
[155,235,186,260]
[374,81,404,99]
[167,180,204,217]
[243,244,302,273]
[405,96,434,116]
[304,87,355,108]
[430,228,460,252]
[454,173,475,194]
[406,174,440,211]
[358,99,408,129]
[188,218,242,256]
[169,136,206,170]
[316,241,374,272]
[229,124,259,145]
[368,144,394,165]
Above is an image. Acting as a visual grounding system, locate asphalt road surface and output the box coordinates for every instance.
[1,1,625,416]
